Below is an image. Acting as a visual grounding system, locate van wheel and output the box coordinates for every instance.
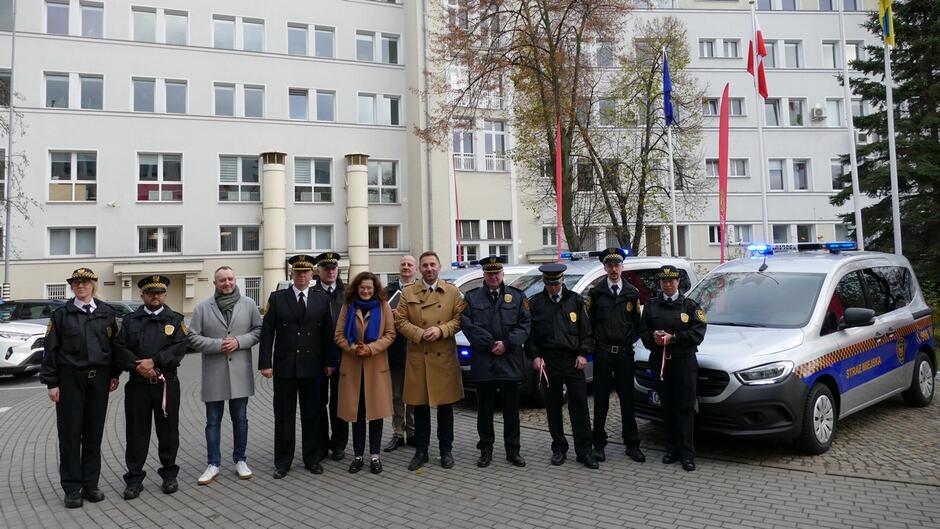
[902,351,935,407]
[796,383,836,455]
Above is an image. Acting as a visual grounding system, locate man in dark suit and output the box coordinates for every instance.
[311,251,348,461]
[259,254,336,478]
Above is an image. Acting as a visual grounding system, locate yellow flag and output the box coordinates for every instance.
[879,0,895,47]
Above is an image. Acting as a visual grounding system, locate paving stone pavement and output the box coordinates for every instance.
[1,352,938,529]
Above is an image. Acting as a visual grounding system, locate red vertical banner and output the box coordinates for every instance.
[718,83,730,263]
[555,118,563,262]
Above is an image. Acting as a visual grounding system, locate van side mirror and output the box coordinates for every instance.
[840,307,875,329]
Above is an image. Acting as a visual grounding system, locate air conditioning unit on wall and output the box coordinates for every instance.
[811,105,827,121]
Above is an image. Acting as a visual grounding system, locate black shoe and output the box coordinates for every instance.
[123,484,143,500]
[273,468,289,479]
[81,488,105,503]
[348,457,364,474]
[550,451,566,466]
[662,453,680,465]
[64,491,83,509]
[440,451,455,469]
[626,446,646,463]
[592,447,606,462]
[477,448,493,468]
[506,452,526,468]
[408,452,429,471]
[370,458,383,474]
[161,478,178,495]
[305,463,324,475]
[681,458,696,472]
[383,436,405,452]
[576,454,600,469]
[330,449,346,461]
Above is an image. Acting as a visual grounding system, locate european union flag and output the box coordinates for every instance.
[663,49,674,127]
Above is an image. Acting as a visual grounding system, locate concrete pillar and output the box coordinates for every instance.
[261,151,287,303]
[345,153,370,281]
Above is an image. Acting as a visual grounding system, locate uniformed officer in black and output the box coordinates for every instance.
[260,254,336,478]
[114,275,188,499]
[525,263,598,469]
[639,265,707,471]
[460,256,531,468]
[588,248,646,463]
[312,251,349,461]
[40,268,121,508]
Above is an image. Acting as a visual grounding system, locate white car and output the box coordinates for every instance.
[0,319,49,378]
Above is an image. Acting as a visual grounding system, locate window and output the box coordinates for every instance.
[483,120,507,171]
[781,0,796,10]
[241,277,262,306]
[244,86,264,118]
[674,225,689,257]
[219,156,260,202]
[764,41,776,68]
[792,159,809,190]
[133,78,155,112]
[788,98,805,126]
[457,220,480,240]
[826,98,843,127]
[818,0,833,9]
[46,1,69,35]
[358,94,375,124]
[138,226,181,253]
[220,226,260,252]
[705,158,748,177]
[732,224,752,244]
[286,88,308,120]
[165,80,186,113]
[699,39,715,58]
[49,151,96,202]
[542,226,557,247]
[453,129,475,170]
[295,225,332,251]
[764,99,780,126]
[487,220,511,240]
[381,34,399,64]
[369,225,400,249]
[81,2,103,38]
[708,225,721,245]
[488,245,510,259]
[784,41,801,68]
[382,95,400,125]
[456,244,479,262]
[165,11,188,45]
[822,41,838,69]
[0,69,9,106]
[729,97,745,116]
[315,90,334,121]
[288,24,308,55]
[46,283,68,300]
[315,27,334,58]
[49,227,96,256]
[772,224,789,244]
[137,153,182,201]
[79,75,102,110]
[871,267,913,312]
[768,159,784,190]
[835,223,849,241]
[45,73,69,108]
[702,98,719,116]
[598,98,617,127]
[795,224,815,244]
[243,19,264,52]
[214,83,235,116]
[845,42,863,67]
[132,7,156,43]
[703,97,744,117]
[356,32,375,62]
[367,160,398,203]
[830,158,846,190]
[723,40,740,58]
[844,0,860,10]
[213,16,235,49]
[577,161,594,191]
[294,158,332,203]
[597,42,614,67]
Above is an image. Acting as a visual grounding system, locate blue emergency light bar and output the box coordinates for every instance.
[559,248,632,260]
[449,261,476,268]
[746,241,858,256]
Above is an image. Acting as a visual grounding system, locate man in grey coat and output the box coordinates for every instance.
[187,266,262,485]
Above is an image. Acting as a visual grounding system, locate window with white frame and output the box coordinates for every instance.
[49,227,96,256]
[369,225,400,249]
[166,80,186,113]
[796,224,815,243]
[483,120,507,171]
[783,41,802,68]
[45,72,69,108]
[295,225,332,251]
[241,276,262,306]
[699,39,716,58]
[367,160,398,203]
[80,75,102,110]
[705,158,748,177]
[358,94,376,124]
[674,225,689,257]
[452,129,475,170]
[542,226,557,247]
[456,220,480,240]
[289,88,308,120]
[356,32,375,62]
[835,223,849,241]
[731,224,752,244]
[772,224,789,243]
[598,98,617,127]
[81,2,103,38]
[46,0,69,35]
[596,41,614,67]
[489,245,510,258]
[702,97,745,117]
[219,156,260,202]
[294,158,332,203]
[764,99,780,126]
[0,69,9,107]
[764,41,777,68]
[822,41,839,69]
[165,10,188,45]
[788,98,805,126]
[49,151,97,202]
[702,98,719,116]
[830,157,847,190]
[316,90,335,121]
[768,159,784,190]
[288,24,308,55]
[792,159,810,190]
[46,283,68,300]
[826,98,843,127]
[132,7,156,43]
[456,244,478,262]
[213,16,235,49]
[487,220,511,240]
[214,83,235,116]
[242,19,264,52]
[244,85,264,118]
[708,225,721,245]
[133,77,155,112]
[382,95,401,125]
[220,225,260,252]
[315,26,334,57]
[723,39,740,58]
[138,226,182,253]
[381,34,399,64]
[138,153,182,201]
[845,41,863,67]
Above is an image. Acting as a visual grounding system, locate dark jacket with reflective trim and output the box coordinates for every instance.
[259,287,336,378]
[40,299,119,388]
[588,280,645,348]
[525,287,593,362]
[113,304,188,376]
[460,284,532,381]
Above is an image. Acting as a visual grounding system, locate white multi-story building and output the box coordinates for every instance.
[0,0,879,311]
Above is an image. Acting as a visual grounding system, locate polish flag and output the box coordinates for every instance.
[747,15,769,99]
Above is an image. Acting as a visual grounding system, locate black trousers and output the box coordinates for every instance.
[543,362,592,458]
[656,354,698,459]
[320,369,348,453]
[352,372,383,457]
[55,369,110,494]
[476,380,521,453]
[592,350,640,449]
[273,376,321,470]
[413,404,454,454]
[124,377,180,486]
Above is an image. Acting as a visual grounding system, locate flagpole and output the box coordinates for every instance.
[3,0,17,297]
[883,41,902,255]
[749,1,770,242]
[838,0,864,249]
[663,47,678,256]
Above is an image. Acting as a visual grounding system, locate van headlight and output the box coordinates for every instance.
[0,331,33,342]
[735,361,794,385]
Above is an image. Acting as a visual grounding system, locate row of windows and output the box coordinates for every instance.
[40,73,403,125]
[696,39,865,70]
[41,1,402,65]
[451,121,509,172]
[757,0,865,11]
[44,152,400,204]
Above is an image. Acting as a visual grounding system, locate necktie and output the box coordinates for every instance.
[298,292,306,316]
[82,304,92,314]
[552,294,560,304]
[490,290,499,302]
[611,285,619,296]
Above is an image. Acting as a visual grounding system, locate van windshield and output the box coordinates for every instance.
[512,273,584,298]
[689,272,826,328]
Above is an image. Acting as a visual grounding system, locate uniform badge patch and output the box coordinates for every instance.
[164,324,175,336]
[695,309,707,323]
[680,313,690,323]
[896,337,906,365]
[522,298,530,311]
[626,301,634,312]
[46,320,53,336]
[569,312,578,323]
[180,321,188,335]
[105,326,112,338]
[504,294,513,303]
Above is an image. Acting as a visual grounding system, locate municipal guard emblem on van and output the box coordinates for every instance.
[896,337,906,365]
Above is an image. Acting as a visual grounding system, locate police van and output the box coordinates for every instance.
[441,264,539,295]
[633,242,936,453]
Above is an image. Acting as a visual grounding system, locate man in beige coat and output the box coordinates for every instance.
[395,251,465,471]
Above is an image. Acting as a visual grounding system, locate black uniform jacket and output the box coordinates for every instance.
[312,280,344,363]
[460,284,532,381]
[524,287,593,362]
[639,294,707,359]
[40,299,120,388]
[259,287,336,378]
[113,305,188,377]
[587,280,646,348]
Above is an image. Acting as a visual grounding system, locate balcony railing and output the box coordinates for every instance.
[453,153,476,171]
[484,154,509,172]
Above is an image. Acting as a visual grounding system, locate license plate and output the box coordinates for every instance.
[460,365,470,371]
[648,390,661,406]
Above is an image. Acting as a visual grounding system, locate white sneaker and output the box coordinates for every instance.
[198,465,220,485]
[236,460,253,480]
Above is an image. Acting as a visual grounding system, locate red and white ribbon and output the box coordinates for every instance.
[537,362,550,389]
[158,373,168,418]
[659,344,668,381]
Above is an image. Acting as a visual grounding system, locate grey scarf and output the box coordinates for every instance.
[214,286,241,326]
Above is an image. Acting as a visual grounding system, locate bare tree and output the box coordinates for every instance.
[1,89,40,259]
